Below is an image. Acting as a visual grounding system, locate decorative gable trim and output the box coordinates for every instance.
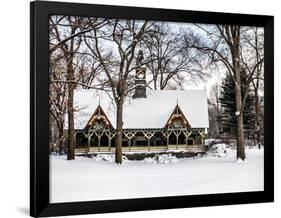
[164,104,191,129]
[84,105,113,129]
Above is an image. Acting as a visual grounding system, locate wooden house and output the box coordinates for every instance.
[72,67,209,154]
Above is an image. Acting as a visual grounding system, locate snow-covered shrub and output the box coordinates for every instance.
[91,154,129,163]
[93,154,115,162]
[142,157,157,164]
[208,143,233,157]
[142,154,179,164]
[205,139,223,148]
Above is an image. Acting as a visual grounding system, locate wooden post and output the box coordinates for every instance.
[108,133,111,152]
[95,131,104,152]
[183,130,192,150]
[185,130,187,149]
[198,130,205,146]
[105,130,109,151]
[98,136,100,152]
[176,134,178,150]
[162,130,171,149]
[166,134,169,151]
[87,136,91,152]
[105,131,116,153]
[124,131,136,153]
[173,129,182,150]
[143,131,154,152]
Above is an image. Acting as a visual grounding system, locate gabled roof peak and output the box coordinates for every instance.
[85,104,113,129]
[164,104,191,129]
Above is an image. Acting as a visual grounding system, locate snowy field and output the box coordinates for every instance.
[50,148,264,203]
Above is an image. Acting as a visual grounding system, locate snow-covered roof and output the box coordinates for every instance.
[72,89,209,129]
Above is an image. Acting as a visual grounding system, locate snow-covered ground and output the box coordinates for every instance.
[50,148,264,203]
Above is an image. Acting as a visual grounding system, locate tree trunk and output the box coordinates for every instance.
[234,55,246,160]
[58,124,64,155]
[153,75,157,90]
[67,87,75,160]
[254,81,261,147]
[67,57,75,160]
[253,26,262,148]
[115,101,123,164]
[236,107,246,160]
[229,26,246,161]
[216,98,221,138]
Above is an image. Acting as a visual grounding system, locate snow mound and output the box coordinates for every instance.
[208,143,233,158]
[93,154,115,162]
[236,158,248,163]
[92,154,129,163]
[142,154,180,164]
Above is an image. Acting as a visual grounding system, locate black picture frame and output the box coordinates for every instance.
[30,1,274,217]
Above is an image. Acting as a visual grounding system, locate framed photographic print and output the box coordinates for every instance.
[30,0,274,217]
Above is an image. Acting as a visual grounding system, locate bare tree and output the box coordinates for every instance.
[49,51,68,154]
[49,16,106,160]
[240,27,264,146]
[184,24,263,160]
[83,19,155,164]
[144,23,207,90]
[50,16,82,160]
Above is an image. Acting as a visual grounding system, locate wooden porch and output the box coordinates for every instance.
[74,144,206,154]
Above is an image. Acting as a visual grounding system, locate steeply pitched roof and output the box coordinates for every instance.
[72,89,209,129]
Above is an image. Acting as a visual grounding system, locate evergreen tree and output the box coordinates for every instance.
[219,70,255,139]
